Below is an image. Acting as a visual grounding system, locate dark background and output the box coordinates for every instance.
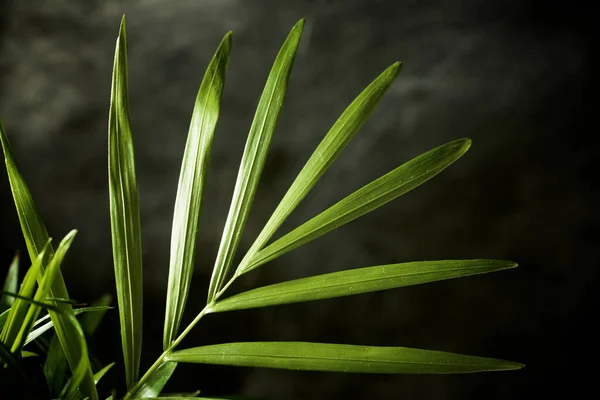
[0,0,594,399]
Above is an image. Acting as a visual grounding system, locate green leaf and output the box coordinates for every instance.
[0,121,97,397]
[130,361,178,399]
[26,306,113,346]
[164,32,233,349]
[1,241,50,351]
[108,15,144,390]
[0,308,9,330]
[206,19,305,303]
[0,291,93,398]
[54,311,93,400]
[80,294,113,336]
[166,342,523,374]
[1,252,19,311]
[45,333,68,396]
[211,259,517,313]
[241,139,471,274]
[21,350,38,358]
[94,362,115,384]
[15,231,77,353]
[0,340,21,371]
[238,62,403,272]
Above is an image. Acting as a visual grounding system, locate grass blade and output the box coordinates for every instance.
[44,333,68,396]
[0,241,50,351]
[15,231,77,352]
[80,294,113,336]
[54,310,93,400]
[0,292,94,397]
[108,15,144,389]
[240,139,471,274]
[206,19,305,302]
[238,62,403,271]
[211,260,517,313]
[94,362,116,384]
[163,32,233,349]
[0,341,21,370]
[0,309,8,330]
[130,361,178,399]
[167,342,523,374]
[1,121,97,397]
[1,253,19,311]
[26,306,113,346]
[21,350,38,358]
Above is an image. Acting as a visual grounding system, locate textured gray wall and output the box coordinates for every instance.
[0,0,593,399]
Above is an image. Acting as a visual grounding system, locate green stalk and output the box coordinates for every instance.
[126,276,236,399]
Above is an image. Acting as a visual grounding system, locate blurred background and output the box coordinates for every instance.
[0,0,594,399]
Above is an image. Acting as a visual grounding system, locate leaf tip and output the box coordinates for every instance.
[222,31,233,51]
[118,15,127,43]
[295,18,306,31]
[462,137,472,152]
[390,61,404,76]
[505,360,525,370]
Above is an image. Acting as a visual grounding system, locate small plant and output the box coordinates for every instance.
[0,16,522,399]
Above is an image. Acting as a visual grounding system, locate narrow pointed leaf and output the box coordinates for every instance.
[1,253,19,311]
[94,362,116,384]
[80,294,113,336]
[1,242,50,349]
[166,342,523,374]
[1,121,97,397]
[53,310,93,400]
[21,350,38,358]
[61,361,115,400]
[26,306,113,346]
[0,292,93,397]
[207,19,305,302]
[164,32,233,349]
[130,361,178,399]
[108,16,143,389]
[0,340,20,370]
[239,62,403,270]
[241,139,471,274]
[45,333,68,396]
[0,308,9,330]
[211,260,517,313]
[15,231,77,353]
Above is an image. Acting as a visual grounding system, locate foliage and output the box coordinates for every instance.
[0,15,522,399]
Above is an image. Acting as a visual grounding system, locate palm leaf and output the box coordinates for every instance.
[211,260,517,313]
[108,15,143,390]
[130,361,178,399]
[206,19,305,302]
[93,361,115,384]
[0,291,93,398]
[240,139,471,274]
[0,241,50,350]
[1,253,19,311]
[238,62,402,271]
[79,294,113,336]
[44,333,68,396]
[166,342,523,374]
[164,31,233,349]
[14,231,77,353]
[26,306,113,346]
[1,121,97,397]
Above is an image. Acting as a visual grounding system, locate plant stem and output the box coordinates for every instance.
[124,274,237,399]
